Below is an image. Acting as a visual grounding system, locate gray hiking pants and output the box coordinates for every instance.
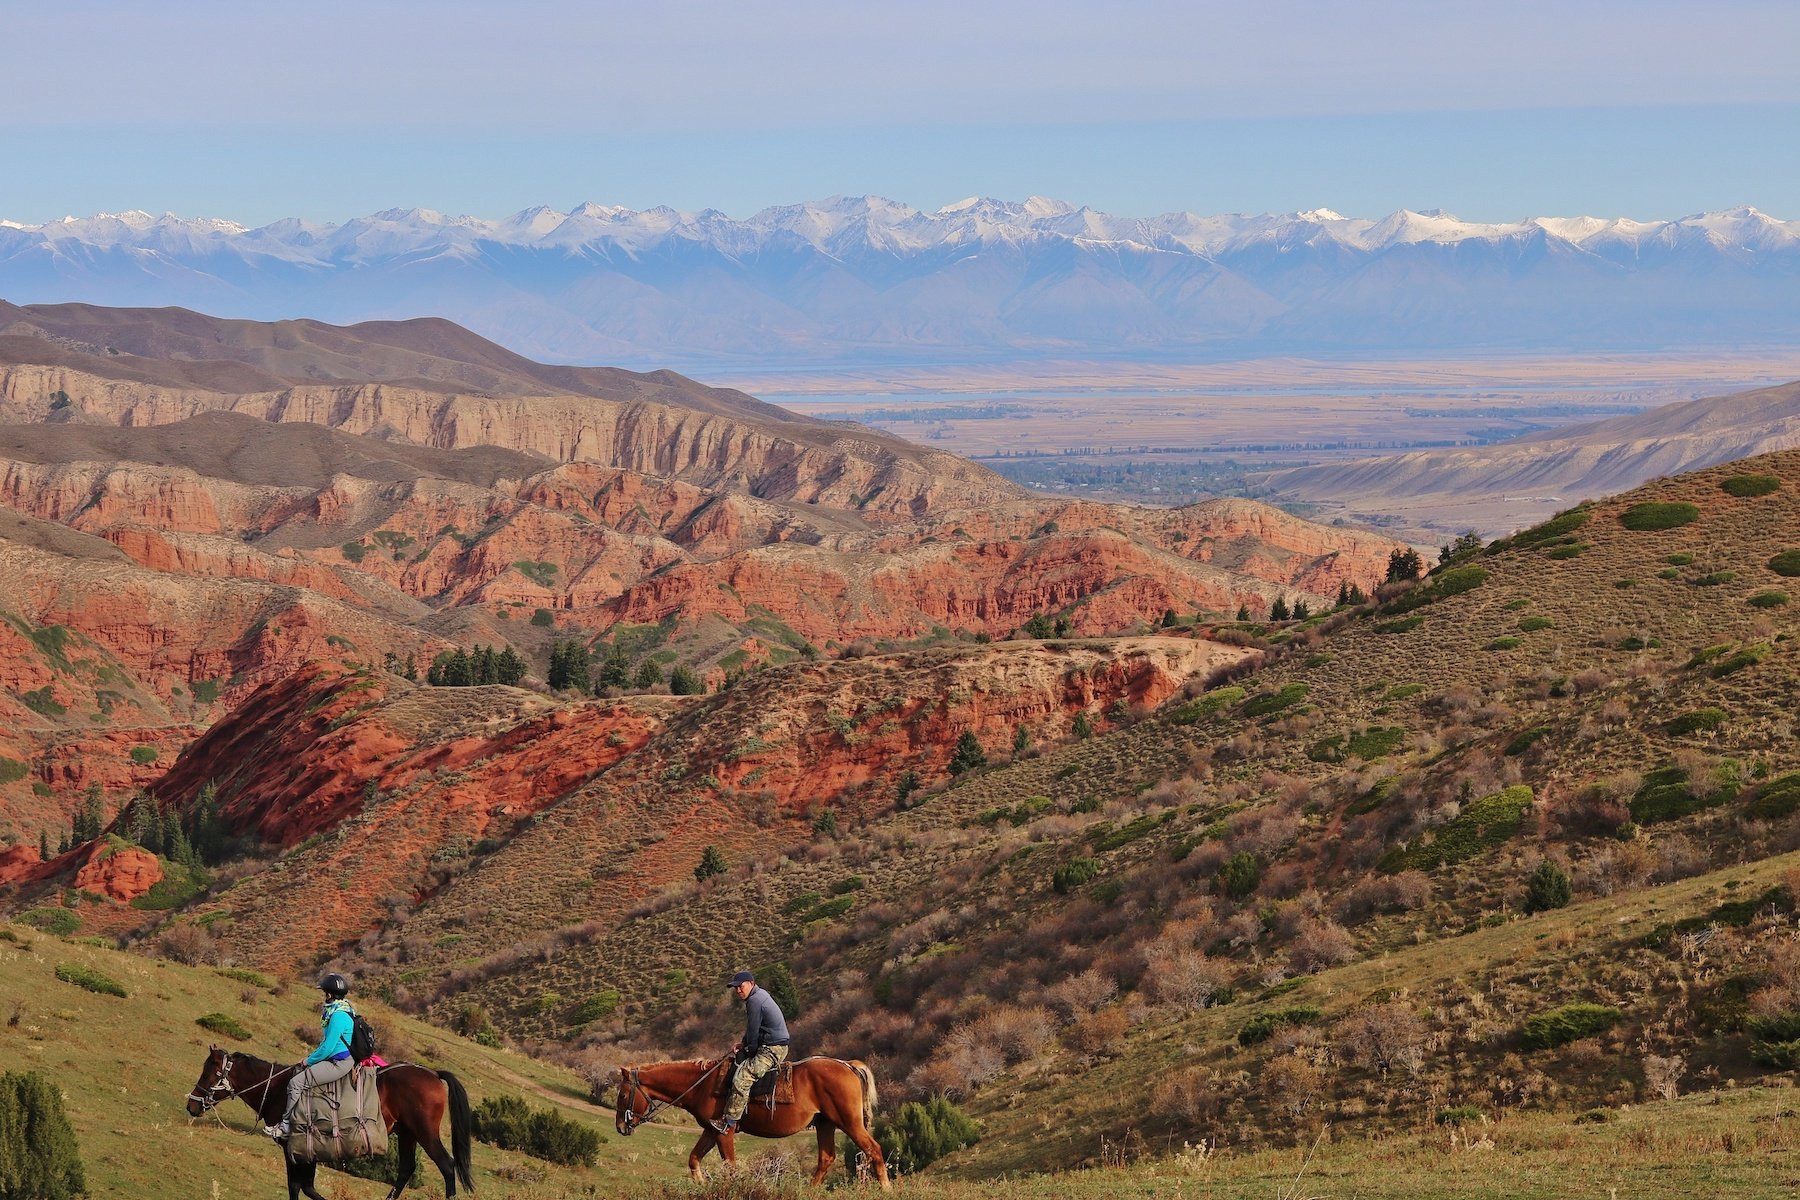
[725,1044,789,1121]
[285,1055,354,1122]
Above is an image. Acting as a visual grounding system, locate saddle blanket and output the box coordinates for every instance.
[287,1065,385,1163]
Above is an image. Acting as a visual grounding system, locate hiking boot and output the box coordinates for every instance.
[708,1117,738,1135]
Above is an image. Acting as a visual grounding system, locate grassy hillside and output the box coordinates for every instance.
[341,447,1800,1173]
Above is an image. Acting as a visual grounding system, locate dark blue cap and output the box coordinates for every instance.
[729,971,755,987]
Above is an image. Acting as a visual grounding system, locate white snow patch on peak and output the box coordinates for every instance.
[937,196,983,214]
[1021,196,1076,218]
[1296,208,1345,222]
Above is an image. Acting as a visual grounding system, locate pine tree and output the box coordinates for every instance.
[1236,603,1250,621]
[633,659,663,689]
[1013,725,1030,753]
[1345,582,1368,606]
[191,782,226,865]
[1291,599,1311,621]
[694,845,727,882]
[757,962,801,1020]
[668,665,703,696]
[1053,616,1071,637]
[1385,547,1424,582]
[597,644,630,690]
[0,1069,87,1199]
[1270,595,1291,622]
[496,646,527,686]
[1072,711,1093,739]
[38,831,49,862]
[402,652,417,682]
[1021,613,1055,639]
[1522,860,1573,914]
[949,730,986,774]
[473,645,497,685]
[1161,608,1179,628]
[1335,581,1350,607]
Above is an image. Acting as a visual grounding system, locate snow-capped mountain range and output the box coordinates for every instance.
[3,198,1795,368]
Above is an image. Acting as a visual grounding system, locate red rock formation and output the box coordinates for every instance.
[72,843,162,902]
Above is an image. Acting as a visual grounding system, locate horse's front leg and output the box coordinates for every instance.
[688,1129,722,1180]
[289,1156,327,1200]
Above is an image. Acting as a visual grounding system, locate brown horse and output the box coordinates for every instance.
[616,1056,889,1187]
[186,1045,475,1200]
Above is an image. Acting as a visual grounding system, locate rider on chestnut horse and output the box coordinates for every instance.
[265,972,358,1140]
[709,969,790,1135]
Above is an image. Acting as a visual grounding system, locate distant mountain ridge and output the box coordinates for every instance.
[3,199,1795,366]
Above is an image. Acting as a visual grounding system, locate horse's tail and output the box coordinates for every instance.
[849,1059,877,1131]
[439,1070,476,1193]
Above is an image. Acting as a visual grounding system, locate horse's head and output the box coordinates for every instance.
[186,1045,235,1116]
[615,1066,648,1136]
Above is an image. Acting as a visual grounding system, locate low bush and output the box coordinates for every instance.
[1219,852,1260,900]
[1374,616,1425,634]
[1619,502,1700,531]
[1346,726,1405,760]
[1436,1104,1487,1126]
[1721,473,1780,498]
[1770,550,1800,577]
[1712,644,1767,677]
[18,909,79,936]
[1692,570,1737,587]
[54,963,125,997]
[1384,566,1490,615]
[1243,683,1309,718]
[1520,1003,1621,1049]
[1665,708,1727,736]
[1380,786,1532,872]
[570,990,621,1024]
[196,1012,252,1040]
[1521,861,1572,914]
[1494,508,1591,551]
[1629,765,1712,825]
[1485,637,1521,651]
[470,1094,603,1167]
[1545,544,1586,560]
[1749,590,1790,608]
[1238,1005,1323,1047]
[1517,616,1555,632]
[1746,773,1800,822]
[1169,686,1245,725]
[1504,726,1550,756]
[875,1094,980,1174]
[0,756,27,784]
[1052,859,1099,894]
[1665,553,1695,566]
[1384,683,1426,700]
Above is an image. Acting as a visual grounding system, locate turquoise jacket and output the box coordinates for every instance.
[305,1000,355,1066]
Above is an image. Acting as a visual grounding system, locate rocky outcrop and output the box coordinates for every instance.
[72,843,162,902]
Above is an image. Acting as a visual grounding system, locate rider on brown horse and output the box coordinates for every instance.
[708,970,789,1135]
[265,972,358,1140]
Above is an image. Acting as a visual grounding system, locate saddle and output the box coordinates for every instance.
[721,1055,797,1109]
[286,1065,384,1163]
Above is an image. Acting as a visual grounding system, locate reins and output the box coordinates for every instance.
[620,1057,729,1131]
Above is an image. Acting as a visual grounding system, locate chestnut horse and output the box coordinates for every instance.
[185,1046,475,1200]
[616,1056,889,1187]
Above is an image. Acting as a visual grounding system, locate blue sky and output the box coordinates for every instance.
[4,0,1796,224]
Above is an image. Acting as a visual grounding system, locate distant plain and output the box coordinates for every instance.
[725,352,1800,527]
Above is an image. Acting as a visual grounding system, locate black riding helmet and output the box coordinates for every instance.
[319,972,350,1000]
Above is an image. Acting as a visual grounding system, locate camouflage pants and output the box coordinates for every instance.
[724,1044,789,1121]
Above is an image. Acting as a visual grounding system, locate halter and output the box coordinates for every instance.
[618,1058,727,1133]
[186,1051,281,1118]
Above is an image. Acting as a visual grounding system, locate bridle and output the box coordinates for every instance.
[186,1051,279,1116]
[617,1058,728,1134]
[186,1050,239,1112]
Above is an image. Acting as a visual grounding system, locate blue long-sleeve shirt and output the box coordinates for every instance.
[742,987,789,1051]
[305,1000,355,1065]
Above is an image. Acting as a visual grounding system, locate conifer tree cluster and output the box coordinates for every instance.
[427,644,527,688]
[547,641,592,692]
[114,781,229,867]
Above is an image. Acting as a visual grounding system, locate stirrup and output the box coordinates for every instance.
[709,1117,738,1135]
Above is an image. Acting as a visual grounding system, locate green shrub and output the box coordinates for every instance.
[1712,644,1767,677]
[214,966,274,989]
[1722,474,1780,498]
[1545,544,1587,560]
[1436,1104,1487,1126]
[1238,1005,1322,1046]
[1053,859,1099,894]
[1499,509,1591,550]
[0,757,26,785]
[1168,686,1244,725]
[1346,726,1405,760]
[1665,708,1727,736]
[19,688,65,718]
[1522,861,1572,914]
[1384,565,1490,615]
[1090,812,1164,852]
[875,1094,980,1174]
[1384,683,1426,700]
[1520,1003,1621,1049]
[1770,550,1800,577]
[570,990,621,1024]
[191,679,221,704]
[18,909,79,936]
[340,541,368,563]
[1346,778,1396,817]
[129,746,157,765]
[195,1012,252,1040]
[1374,616,1425,634]
[0,1070,87,1199]
[1380,786,1532,872]
[1692,570,1736,587]
[1219,852,1260,900]
[1665,553,1696,566]
[1628,764,1737,825]
[1746,774,1800,822]
[530,608,554,627]
[1517,616,1555,632]
[1749,590,1791,608]
[54,963,125,997]
[1243,683,1309,718]
[470,1094,602,1167]
[1484,636,1521,651]
[1619,502,1700,531]
[1504,726,1550,756]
